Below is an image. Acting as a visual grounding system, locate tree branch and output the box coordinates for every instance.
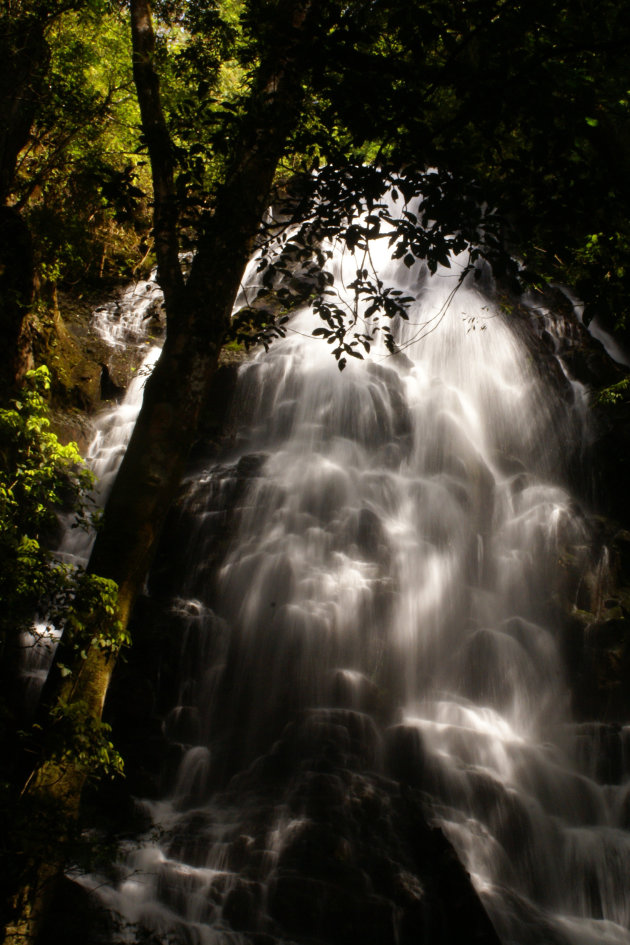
[130,0,184,313]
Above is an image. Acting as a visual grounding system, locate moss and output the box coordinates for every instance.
[27,285,151,448]
[31,294,106,413]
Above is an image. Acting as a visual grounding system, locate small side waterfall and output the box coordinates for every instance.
[59,277,163,568]
[20,280,162,710]
[76,214,630,945]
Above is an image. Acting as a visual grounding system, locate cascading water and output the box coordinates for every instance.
[20,280,162,711]
[59,278,163,568]
[77,203,630,945]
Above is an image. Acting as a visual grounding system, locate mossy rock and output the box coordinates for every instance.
[29,288,151,447]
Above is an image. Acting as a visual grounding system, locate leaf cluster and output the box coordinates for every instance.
[0,368,126,782]
[0,367,94,639]
[270,0,630,335]
[8,3,150,289]
[149,0,246,236]
[230,164,508,365]
[42,697,124,780]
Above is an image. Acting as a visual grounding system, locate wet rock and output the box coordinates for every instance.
[99,362,126,401]
[163,706,202,745]
[561,589,630,723]
[612,530,630,576]
[491,451,528,477]
[288,770,348,815]
[330,669,396,724]
[489,886,571,945]
[562,340,622,389]
[617,782,630,828]
[286,708,381,770]
[571,721,624,783]
[222,879,263,931]
[226,833,258,873]
[356,506,389,561]
[277,819,371,895]
[458,626,540,710]
[165,810,217,863]
[156,863,217,923]
[38,874,115,945]
[384,723,425,786]
[591,400,630,524]
[236,451,269,480]
[269,873,397,945]
[367,361,413,439]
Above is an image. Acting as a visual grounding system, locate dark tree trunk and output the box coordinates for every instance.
[0,16,49,204]
[0,206,35,396]
[89,0,314,620]
[0,16,49,397]
[2,3,315,942]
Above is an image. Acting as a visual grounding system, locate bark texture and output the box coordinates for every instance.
[0,206,35,396]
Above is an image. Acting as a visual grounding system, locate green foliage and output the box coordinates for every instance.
[4,0,630,333]
[45,698,124,780]
[0,367,126,780]
[55,572,129,674]
[162,0,630,353]
[232,164,505,363]
[6,0,628,337]
[0,366,93,640]
[596,376,630,406]
[11,3,150,289]
[150,0,246,236]
[273,0,630,332]
[569,231,630,331]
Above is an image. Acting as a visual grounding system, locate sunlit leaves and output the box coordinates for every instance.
[46,697,124,779]
[0,366,124,680]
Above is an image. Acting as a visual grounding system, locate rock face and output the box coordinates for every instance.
[266,713,500,945]
[27,290,136,450]
[559,524,630,722]
[495,282,630,725]
[525,294,630,724]
[102,697,501,945]
[262,712,500,945]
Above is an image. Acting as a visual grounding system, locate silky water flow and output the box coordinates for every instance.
[71,221,630,945]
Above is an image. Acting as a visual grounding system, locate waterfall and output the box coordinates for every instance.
[59,277,163,568]
[76,212,630,945]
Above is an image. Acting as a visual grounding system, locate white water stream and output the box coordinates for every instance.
[68,207,630,945]
[59,278,163,568]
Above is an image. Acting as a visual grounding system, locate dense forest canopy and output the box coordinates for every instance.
[2,1,630,942]
[2,0,630,334]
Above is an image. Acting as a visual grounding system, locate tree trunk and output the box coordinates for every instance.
[0,206,35,396]
[2,2,316,942]
[0,16,49,397]
[0,16,49,204]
